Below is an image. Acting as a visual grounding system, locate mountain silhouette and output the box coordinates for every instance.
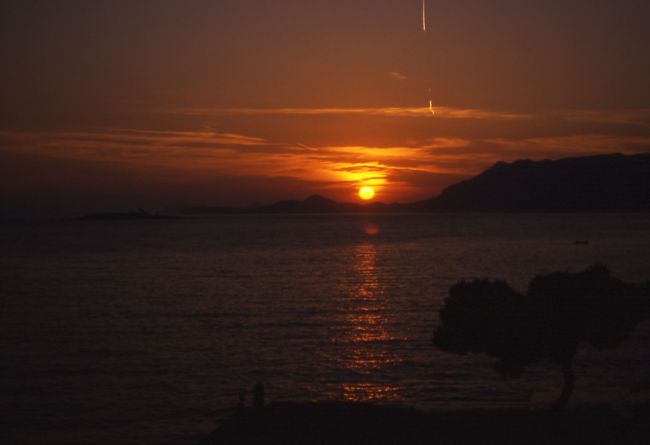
[181,153,650,215]
[422,153,650,212]
[258,194,347,213]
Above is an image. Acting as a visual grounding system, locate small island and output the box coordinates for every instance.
[74,209,180,221]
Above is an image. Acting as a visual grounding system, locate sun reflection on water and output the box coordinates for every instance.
[342,382,401,402]
[363,223,380,236]
[337,238,403,402]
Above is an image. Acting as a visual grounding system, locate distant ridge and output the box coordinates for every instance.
[185,194,411,215]
[181,153,650,215]
[421,153,650,212]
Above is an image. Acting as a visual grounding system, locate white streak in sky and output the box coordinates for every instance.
[429,100,435,116]
[422,0,426,32]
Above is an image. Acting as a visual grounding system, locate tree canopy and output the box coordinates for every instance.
[433,265,650,409]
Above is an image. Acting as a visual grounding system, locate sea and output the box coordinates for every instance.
[2,213,650,444]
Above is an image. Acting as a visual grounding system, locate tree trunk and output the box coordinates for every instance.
[552,360,575,411]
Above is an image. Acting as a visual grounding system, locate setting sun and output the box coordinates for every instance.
[358,186,376,200]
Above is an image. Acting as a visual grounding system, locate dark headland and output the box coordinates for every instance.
[423,153,650,212]
[183,153,650,215]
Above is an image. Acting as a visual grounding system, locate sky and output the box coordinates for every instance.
[1,0,650,216]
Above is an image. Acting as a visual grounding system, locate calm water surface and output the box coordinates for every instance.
[2,214,650,444]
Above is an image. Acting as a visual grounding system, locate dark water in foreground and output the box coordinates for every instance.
[2,214,650,444]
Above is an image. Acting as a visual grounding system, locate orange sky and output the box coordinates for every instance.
[1,1,649,216]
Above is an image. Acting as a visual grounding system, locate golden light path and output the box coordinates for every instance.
[358,186,376,200]
[341,242,401,402]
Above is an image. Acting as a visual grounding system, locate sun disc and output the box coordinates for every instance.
[358,186,375,200]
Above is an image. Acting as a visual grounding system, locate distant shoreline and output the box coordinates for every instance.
[73,211,180,221]
[79,208,650,219]
[1,210,648,223]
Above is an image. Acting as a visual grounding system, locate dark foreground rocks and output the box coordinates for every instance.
[201,402,650,445]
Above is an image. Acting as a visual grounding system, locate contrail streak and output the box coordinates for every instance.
[429,100,435,116]
[422,0,426,32]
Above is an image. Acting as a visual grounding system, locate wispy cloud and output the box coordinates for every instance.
[0,127,479,201]
[155,106,650,128]
[0,128,290,161]
[3,124,650,203]
[387,71,408,81]
[484,134,650,155]
[552,108,650,128]
[420,137,472,150]
[157,106,531,120]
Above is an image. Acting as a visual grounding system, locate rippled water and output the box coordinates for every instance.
[2,214,650,444]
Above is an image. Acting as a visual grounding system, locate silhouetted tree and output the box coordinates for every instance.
[433,265,650,410]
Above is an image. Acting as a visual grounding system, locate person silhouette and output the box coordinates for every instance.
[253,381,265,410]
